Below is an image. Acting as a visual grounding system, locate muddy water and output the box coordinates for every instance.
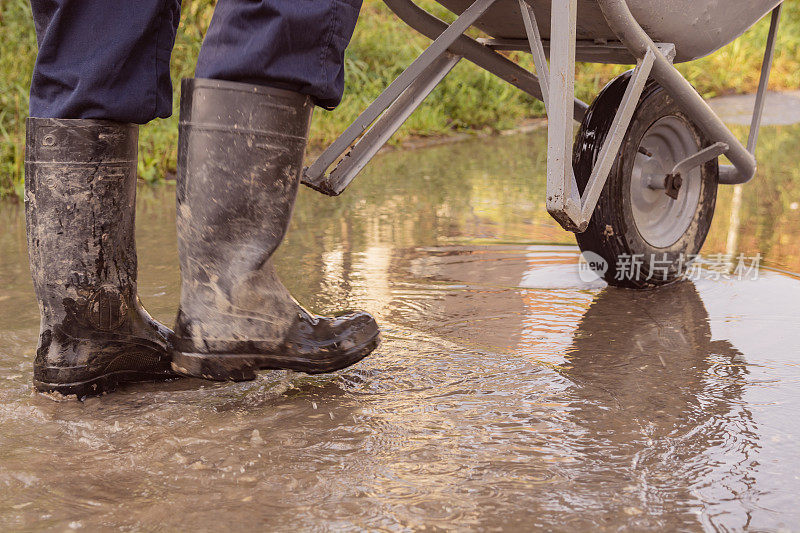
[2,123,800,531]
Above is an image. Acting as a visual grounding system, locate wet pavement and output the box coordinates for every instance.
[2,118,800,530]
[709,90,800,126]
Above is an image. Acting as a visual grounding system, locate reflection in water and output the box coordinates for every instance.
[725,183,744,256]
[388,246,774,530]
[1,125,800,530]
[563,283,756,530]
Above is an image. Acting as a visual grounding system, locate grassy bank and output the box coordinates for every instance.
[2,0,799,198]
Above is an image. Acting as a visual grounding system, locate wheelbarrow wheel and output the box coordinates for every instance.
[573,72,718,289]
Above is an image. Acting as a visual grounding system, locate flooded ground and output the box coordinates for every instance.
[2,116,800,530]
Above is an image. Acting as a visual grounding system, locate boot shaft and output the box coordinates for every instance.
[176,78,313,287]
[25,118,139,328]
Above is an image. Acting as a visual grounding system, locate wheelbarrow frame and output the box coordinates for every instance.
[301,0,783,233]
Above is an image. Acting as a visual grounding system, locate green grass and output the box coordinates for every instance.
[2,0,800,199]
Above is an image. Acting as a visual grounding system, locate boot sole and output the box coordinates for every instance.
[171,334,380,381]
[34,369,176,398]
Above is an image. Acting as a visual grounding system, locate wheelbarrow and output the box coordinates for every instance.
[301,0,784,288]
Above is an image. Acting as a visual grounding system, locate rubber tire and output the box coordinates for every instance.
[573,72,718,289]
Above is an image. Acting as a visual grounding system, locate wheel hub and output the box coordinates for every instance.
[630,116,703,248]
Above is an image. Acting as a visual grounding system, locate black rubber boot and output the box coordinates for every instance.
[25,118,176,397]
[171,78,380,381]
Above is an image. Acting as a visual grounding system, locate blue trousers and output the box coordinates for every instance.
[29,0,362,123]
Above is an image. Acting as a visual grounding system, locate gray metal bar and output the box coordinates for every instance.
[545,0,582,230]
[546,0,578,217]
[529,0,655,232]
[311,53,461,196]
[517,3,657,232]
[747,4,782,155]
[479,37,636,64]
[671,141,729,178]
[383,0,588,120]
[304,0,592,196]
[718,165,742,184]
[304,0,497,190]
[518,0,549,112]
[647,142,729,189]
[579,49,655,224]
[725,5,781,248]
[597,0,757,184]
[479,38,676,65]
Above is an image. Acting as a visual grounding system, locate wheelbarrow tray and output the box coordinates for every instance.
[437,0,782,63]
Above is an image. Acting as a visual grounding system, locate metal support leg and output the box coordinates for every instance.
[720,4,783,185]
[578,49,654,224]
[748,4,782,156]
[302,0,498,195]
[545,0,581,229]
[529,0,653,232]
[306,53,461,196]
[726,4,782,253]
[303,0,593,197]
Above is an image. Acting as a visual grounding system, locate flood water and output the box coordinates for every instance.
[2,119,800,531]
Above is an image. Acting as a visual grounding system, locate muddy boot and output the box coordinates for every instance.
[25,118,176,397]
[171,79,380,380]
